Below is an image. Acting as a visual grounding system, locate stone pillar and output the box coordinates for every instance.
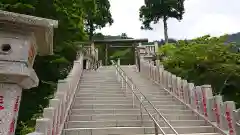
[86,60,90,69]
[117,58,121,66]
[139,42,142,47]
[91,42,95,57]
[95,48,98,61]
[0,10,58,134]
[154,41,158,53]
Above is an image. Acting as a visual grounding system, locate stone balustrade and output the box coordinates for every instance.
[139,42,158,56]
[27,53,84,135]
[139,59,240,135]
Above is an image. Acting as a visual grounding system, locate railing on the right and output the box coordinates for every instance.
[139,59,240,135]
[111,60,179,135]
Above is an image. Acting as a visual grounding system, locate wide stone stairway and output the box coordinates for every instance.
[63,66,156,135]
[28,55,239,135]
[61,65,223,135]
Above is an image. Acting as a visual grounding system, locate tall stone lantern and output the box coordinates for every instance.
[0,10,58,135]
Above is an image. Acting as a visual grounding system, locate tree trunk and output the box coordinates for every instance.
[163,16,168,44]
[89,23,94,41]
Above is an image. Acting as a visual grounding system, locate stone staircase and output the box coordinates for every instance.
[63,66,156,135]
[27,50,239,135]
[61,65,221,135]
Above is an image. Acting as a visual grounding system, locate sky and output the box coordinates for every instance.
[96,0,240,41]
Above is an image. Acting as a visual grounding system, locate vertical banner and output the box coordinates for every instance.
[0,84,22,135]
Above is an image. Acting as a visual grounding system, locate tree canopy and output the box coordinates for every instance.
[139,0,185,43]
[84,0,113,40]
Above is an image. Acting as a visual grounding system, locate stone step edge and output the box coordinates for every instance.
[126,133,219,135]
[71,108,192,112]
[73,104,184,106]
[67,119,205,123]
[69,113,197,117]
[64,126,214,130]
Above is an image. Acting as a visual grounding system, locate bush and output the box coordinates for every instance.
[159,35,240,107]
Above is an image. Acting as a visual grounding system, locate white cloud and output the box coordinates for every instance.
[97,0,240,41]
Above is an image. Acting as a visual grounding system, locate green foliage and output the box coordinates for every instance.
[158,43,177,56]
[0,0,112,134]
[139,0,185,30]
[110,48,132,59]
[159,35,240,107]
[139,0,185,42]
[84,0,113,40]
[18,122,35,135]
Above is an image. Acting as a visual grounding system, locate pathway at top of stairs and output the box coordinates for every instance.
[120,65,222,135]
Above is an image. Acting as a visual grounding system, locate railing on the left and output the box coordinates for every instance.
[27,53,84,135]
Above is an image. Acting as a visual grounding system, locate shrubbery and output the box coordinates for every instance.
[158,35,240,107]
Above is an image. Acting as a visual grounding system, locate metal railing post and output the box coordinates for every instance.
[125,77,128,96]
[154,122,159,135]
[140,96,144,126]
[132,84,135,108]
[121,72,124,88]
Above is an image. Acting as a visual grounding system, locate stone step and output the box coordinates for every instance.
[74,96,129,100]
[129,134,220,135]
[79,85,121,88]
[78,87,122,90]
[73,99,180,105]
[81,90,168,95]
[78,89,122,92]
[74,96,180,102]
[72,103,188,110]
[149,104,187,110]
[77,91,124,95]
[125,93,169,97]
[79,83,120,85]
[72,104,135,109]
[144,94,174,98]
[72,103,187,110]
[81,78,117,80]
[70,109,193,115]
[75,93,125,97]
[63,126,216,135]
[68,114,198,121]
[73,100,131,104]
[66,120,207,128]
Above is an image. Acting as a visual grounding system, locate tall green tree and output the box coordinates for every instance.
[83,0,113,40]
[139,0,185,43]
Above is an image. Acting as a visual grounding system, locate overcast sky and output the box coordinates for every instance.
[96,0,240,41]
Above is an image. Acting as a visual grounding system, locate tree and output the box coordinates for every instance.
[139,0,185,43]
[84,0,113,40]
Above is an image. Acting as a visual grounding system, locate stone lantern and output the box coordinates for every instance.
[0,10,58,135]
